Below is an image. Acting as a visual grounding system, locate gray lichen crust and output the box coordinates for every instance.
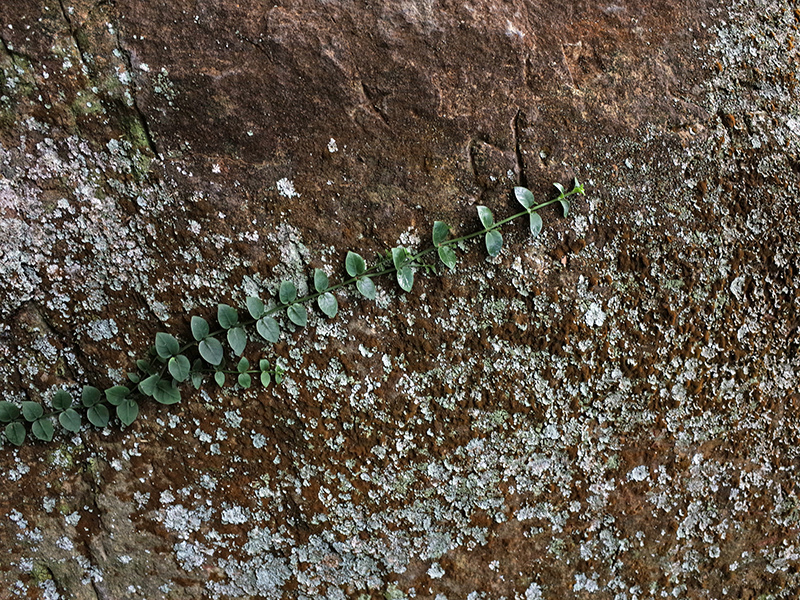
[2,0,800,598]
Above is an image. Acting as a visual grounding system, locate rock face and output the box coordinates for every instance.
[2,0,800,598]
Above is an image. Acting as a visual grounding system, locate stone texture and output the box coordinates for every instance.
[2,0,800,598]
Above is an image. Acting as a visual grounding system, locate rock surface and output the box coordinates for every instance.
[2,0,800,598]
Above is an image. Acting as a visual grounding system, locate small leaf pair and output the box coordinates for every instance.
[477,206,503,257]
[346,251,376,300]
[314,269,338,318]
[279,281,308,327]
[432,221,457,270]
[514,187,543,236]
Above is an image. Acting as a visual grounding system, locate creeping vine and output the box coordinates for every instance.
[0,180,585,447]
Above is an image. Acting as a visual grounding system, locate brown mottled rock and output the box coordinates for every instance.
[2,0,800,598]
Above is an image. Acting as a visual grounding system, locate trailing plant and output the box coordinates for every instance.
[0,180,585,447]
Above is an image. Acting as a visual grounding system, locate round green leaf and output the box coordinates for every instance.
[438,246,457,270]
[237,357,250,373]
[238,373,252,389]
[227,327,247,356]
[391,246,408,270]
[138,374,160,397]
[117,400,139,426]
[32,418,54,442]
[218,304,239,329]
[5,422,25,446]
[257,317,280,343]
[345,251,366,277]
[530,211,543,237]
[485,229,503,257]
[246,296,265,319]
[105,386,130,406]
[58,409,81,433]
[432,221,450,246]
[127,372,140,384]
[87,404,110,428]
[0,401,20,423]
[356,276,376,300]
[136,359,154,374]
[259,359,270,371]
[514,186,535,209]
[397,266,414,293]
[52,390,73,411]
[199,337,224,366]
[279,280,297,305]
[154,380,181,405]
[288,304,308,327]
[314,269,329,293]
[214,371,225,387]
[21,402,43,422]
[477,205,494,229]
[191,316,210,341]
[260,371,272,387]
[155,332,180,359]
[168,354,191,382]
[317,292,338,318]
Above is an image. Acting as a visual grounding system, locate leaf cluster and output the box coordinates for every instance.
[2,180,585,447]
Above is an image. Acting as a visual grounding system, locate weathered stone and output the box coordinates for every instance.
[2,0,800,598]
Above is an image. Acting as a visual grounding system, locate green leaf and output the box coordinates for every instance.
[32,418,54,442]
[139,374,160,397]
[117,399,139,426]
[0,401,20,423]
[227,327,247,356]
[155,332,180,358]
[4,422,25,446]
[260,371,272,387]
[191,316,210,341]
[515,186,535,209]
[257,317,280,343]
[105,386,130,406]
[127,372,140,384]
[477,205,494,228]
[391,246,408,270]
[52,390,72,411]
[246,296,265,319]
[485,229,503,257]
[199,337,224,366]
[432,221,450,246]
[154,380,181,405]
[317,292,338,318]
[191,371,203,390]
[356,276,376,300]
[554,182,565,195]
[214,371,225,387]
[21,402,43,422]
[438,246,457,270]
[345,251,366,277]
[279,280,297,305]
[288,304,308,327]
[559,199,570,217]
[59,409,81,433]
[572,177,585,194]
[136,359,153,374]
[259,359,270,371]
[168,354,191,382]
[87,405,110,428]
[397,266,414,292]
[218,304,239,329]
[530,211,543,237]
[238,373,252,389]
[237,357,250,373]
[275,367,285,385]
[314,269,329,293]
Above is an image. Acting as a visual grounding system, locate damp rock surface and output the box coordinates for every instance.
[2,0,800,598]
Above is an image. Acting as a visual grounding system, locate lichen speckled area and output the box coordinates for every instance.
[2,0,800,598]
